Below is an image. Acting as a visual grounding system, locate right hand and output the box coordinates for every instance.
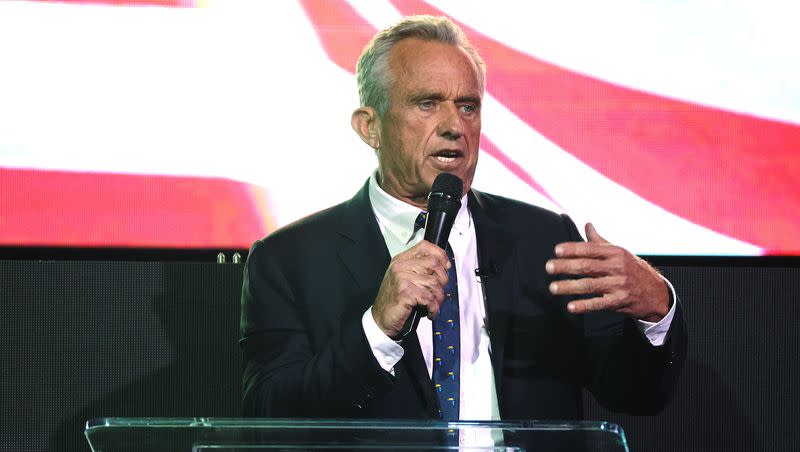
[372,240,451,338]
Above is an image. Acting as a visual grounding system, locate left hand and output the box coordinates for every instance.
[546,223,670,322]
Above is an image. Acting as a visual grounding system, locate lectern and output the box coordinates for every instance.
[85,418,628,451]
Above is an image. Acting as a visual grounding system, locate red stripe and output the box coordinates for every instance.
[0,168,272,248]
[298,0,376,73]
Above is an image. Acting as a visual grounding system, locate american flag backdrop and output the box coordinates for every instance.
[1,0,798,254]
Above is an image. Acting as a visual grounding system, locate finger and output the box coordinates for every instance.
[416,240,452,269]
[549,276,620,296]
[411,272,446,297]
[585,222,609,244]
[415,286,444,318]
[567,293,623,314]
[403,254,450,285]
[426,293,451,321]
[400,282,436,312]
[546,257,609,276]
[403,253,439,272]
[427,289,446,318]
[429,262,449,286]
[554,241,616,259]
[399,240,440,258]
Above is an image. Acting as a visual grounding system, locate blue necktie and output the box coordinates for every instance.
[433,243,460,420]
[415,212,461,421]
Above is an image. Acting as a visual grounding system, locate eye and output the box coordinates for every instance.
[461,103,478,114]
[419,100,436,110]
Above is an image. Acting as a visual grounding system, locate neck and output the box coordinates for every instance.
[376,174,428,210]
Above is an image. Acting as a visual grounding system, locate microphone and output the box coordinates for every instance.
[398,172,463,338]
[423,172,463,248]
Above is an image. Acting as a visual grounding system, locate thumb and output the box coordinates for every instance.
[585,222,609,243]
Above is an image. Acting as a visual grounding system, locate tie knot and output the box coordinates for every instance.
[413,211,427,234]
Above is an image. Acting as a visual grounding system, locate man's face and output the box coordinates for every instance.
[375,38,482,208]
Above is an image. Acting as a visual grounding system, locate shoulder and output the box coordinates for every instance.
[249,200,349,258]
[249,180,371,257]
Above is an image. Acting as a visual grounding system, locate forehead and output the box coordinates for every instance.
[387,38,482,96]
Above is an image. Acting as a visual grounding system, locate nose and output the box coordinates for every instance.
[437,103,464,141]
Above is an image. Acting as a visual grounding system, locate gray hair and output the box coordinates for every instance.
[355,15,486,117]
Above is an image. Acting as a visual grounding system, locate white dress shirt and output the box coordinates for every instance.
[361,172,677,424]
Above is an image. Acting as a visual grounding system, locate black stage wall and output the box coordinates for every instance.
[1,257,798,452]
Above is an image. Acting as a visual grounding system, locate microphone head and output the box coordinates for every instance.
[427,172,463,216]
[431,172,463,199]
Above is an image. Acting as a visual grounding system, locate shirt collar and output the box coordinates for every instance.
[368,171,471,244]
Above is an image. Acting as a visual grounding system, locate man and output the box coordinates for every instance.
[240,15,685,424]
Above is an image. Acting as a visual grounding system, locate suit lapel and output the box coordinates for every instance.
[335,182,391,292]
[335,180,438,416]
[468,191,516,403]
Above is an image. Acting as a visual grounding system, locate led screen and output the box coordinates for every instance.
[1,0,798,254]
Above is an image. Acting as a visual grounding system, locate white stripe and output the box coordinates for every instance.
[345,0,404,28]
[428,0,800,125]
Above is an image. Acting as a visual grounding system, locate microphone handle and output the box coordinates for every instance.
[398,305,424,339]
[423,210,451,249]
[398,210,455,338]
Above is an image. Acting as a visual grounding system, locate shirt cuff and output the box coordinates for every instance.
[634,276,678,346]
[362,306,405,374]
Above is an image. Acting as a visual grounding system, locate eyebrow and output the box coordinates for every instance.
[408,92,444,104]
[456,95,482,106]
[407,92,482,106]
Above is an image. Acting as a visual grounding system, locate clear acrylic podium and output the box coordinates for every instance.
[85,418,629,451]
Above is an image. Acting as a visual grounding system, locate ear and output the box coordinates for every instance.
[351,106,381,149]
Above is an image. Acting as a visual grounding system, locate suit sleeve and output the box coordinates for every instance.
[239,239,394,417]
[559,215,688,415]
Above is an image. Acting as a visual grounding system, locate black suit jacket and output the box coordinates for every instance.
[240,180,686,419]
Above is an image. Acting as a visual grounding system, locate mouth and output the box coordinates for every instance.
[431,149,463,164]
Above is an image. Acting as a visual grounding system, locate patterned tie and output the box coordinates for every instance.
[413,211,461,421]
[433,243,460,421]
